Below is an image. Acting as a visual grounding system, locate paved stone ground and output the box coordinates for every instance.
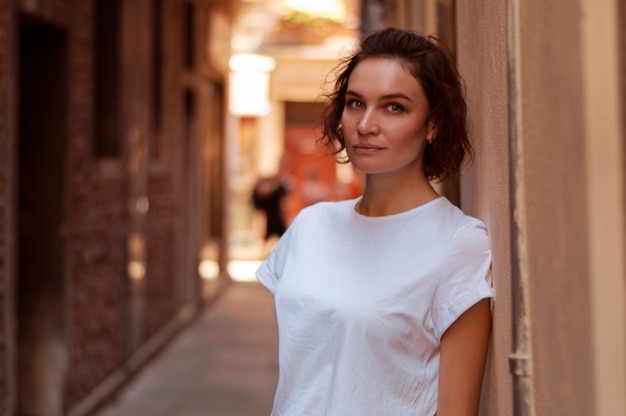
[95,282,278,416]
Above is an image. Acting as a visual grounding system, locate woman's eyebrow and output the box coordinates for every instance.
[345,89,361,98]
[345,90,413,102]
[381,93,413,102]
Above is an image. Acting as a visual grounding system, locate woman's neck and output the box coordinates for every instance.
[357,174,440,217]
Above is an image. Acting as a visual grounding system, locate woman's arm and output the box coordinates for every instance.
[437,298,491,416]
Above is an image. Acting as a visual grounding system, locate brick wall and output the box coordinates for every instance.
[62,0,129,407]
[145,173,180,338]
[0,0,232,413]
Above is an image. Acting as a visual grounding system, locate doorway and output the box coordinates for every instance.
[17,15,68,416]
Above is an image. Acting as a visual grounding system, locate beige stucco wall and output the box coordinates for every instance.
[513,0,625,414]
[513,1,595,414]
[580,0,626,414]
[456,0,626,415]
[455,1,512,415]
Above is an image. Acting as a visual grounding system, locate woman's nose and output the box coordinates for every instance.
[357,109,379,135]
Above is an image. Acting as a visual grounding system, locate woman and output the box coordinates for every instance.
[256,27,493,416]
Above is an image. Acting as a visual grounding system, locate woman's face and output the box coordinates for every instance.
[341,57,432,179]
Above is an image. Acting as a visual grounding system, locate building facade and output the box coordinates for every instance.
[0,0,234,415]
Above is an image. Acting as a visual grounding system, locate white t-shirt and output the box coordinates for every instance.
[256,196,493,416]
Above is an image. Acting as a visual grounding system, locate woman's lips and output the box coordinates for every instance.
[352,143,385,155]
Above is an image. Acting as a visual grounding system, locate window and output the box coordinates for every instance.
[184,2,195,70]
[94,0,121,158]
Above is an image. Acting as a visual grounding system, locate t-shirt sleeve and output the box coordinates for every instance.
[255,216,297,294]
[431,221,494,341]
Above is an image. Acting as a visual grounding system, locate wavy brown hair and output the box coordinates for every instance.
[320,27,472,182]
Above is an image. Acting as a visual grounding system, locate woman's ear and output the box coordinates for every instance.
[427,122,436,143]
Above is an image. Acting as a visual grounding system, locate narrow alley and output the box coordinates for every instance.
[0,1,625,415]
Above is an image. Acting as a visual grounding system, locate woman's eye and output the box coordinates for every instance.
[347,99,364,109]
[386,103,403,113]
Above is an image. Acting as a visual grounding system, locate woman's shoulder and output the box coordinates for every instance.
[422,198,489,249]
[296,198,357,219]
[434,197,486,226]
[283,199,355,236]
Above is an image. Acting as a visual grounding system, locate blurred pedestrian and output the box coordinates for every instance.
[256,28,493,416]
[252,155,292,241]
